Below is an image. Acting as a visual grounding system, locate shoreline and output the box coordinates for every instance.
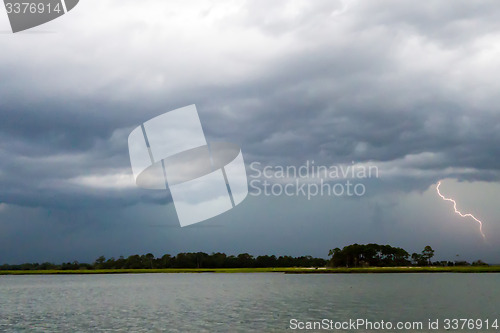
[1,266,499,275]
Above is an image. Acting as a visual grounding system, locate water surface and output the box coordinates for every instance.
[0,273,498,332]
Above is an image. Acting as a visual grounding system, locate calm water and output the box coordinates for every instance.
[0,273,499,332]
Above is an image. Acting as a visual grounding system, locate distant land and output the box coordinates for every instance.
[1,266,500,275]
[0,244,496,275]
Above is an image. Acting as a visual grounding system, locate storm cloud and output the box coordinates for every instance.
[0,0,499,263]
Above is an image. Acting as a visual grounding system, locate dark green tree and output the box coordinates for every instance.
[422,246,435,266]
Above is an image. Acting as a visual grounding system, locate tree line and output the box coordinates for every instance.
[328,244,413,267]
[328,243,488,267]
[0,245,489,271]
[0,252,328,271]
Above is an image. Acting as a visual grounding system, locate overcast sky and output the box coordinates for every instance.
[1,0,500,264]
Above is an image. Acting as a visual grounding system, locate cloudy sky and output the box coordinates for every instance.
[1,0,500,264]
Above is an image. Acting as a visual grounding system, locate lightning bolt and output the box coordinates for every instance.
[436,181,486,240]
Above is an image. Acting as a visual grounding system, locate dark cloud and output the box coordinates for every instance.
[0,0,499,263]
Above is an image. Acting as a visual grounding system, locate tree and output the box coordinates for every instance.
[160,254,173,268]
[125,255,143,269]
[411,253,426,266]
[237,253,254,267]
[328,244,410,268]
[94,256,106,269]
[422,246,435,266]
[472,260,488,266]
[144,253,155,269]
